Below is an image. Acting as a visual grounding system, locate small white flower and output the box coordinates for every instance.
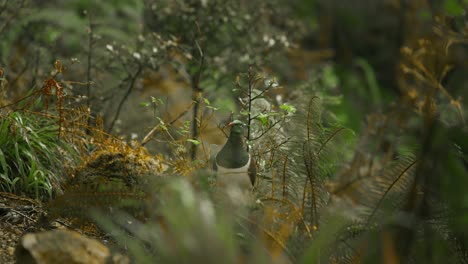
[280,35,287,42]
[268,38,275,47]
[133,52,141,60]
[264,78,279,88]
[131,133,138,140]
[152,47,158,53]
[239,54,250,63]
[106,44,114,52]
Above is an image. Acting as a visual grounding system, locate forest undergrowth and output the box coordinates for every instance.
[0,1,467,263]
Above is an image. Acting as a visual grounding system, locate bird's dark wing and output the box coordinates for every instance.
[248,156,257,186]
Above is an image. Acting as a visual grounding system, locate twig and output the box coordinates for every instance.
[190,40,204,160]
[246,66,254,150]
[85,11,94,134]
[52,219,78,231]
[0,192,40,205]
[257,138,291,156]
[141,102,194,146]
[250,119,283,141]
[8,207,37,223]
[251,81,275,101]
[108,65,142,133]
[30,48,40,88]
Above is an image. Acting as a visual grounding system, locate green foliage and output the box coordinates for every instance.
[0,111,75,199]
[145,0,302,92]
[443,0,466,16]
[94,176,272,264]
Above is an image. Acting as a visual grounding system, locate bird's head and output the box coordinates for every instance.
[228,120,245,135]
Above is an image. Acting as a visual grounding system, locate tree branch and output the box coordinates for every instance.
[107,65,142,133]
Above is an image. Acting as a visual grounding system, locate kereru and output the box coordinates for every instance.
[213,120,256,190]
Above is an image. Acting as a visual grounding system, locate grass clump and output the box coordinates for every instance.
[0,111,75,199]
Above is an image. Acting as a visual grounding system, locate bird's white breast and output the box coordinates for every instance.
[215,155,252,189]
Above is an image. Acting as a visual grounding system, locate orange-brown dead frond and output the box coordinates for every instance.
[54,59,63,73]
[259,201,307,260]
[398,15,466,124]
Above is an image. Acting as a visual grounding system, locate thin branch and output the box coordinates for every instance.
[107,65,142,133]
[30,48,40,88]
[7,207,37,223]
[141,101,194,146]
[257,137,291,156]
[247,66,254,150]
[86,12,94,111]
[251,81,275,101]
[85,11,94,135]
[250,118,283,141]
[190,40,204,160]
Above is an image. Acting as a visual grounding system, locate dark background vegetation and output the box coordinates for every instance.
[0,0,467,263]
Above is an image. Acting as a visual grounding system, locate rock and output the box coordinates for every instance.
[15,229,128,264]
[7,246,15,256]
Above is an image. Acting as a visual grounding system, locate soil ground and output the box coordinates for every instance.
[0,192,108,264]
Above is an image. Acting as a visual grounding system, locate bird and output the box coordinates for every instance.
[213,120,256,192]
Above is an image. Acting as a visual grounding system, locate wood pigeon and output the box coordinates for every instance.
[213,120,256,190]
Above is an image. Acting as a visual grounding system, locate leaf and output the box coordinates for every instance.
[280,103,297,114]
[322,65,339,88]
[187,139,200,145]
[139,102,150,107]
[256,113,269,126]
[0,149,8,173]
[240,110,249,116]
[151,96,164,105]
